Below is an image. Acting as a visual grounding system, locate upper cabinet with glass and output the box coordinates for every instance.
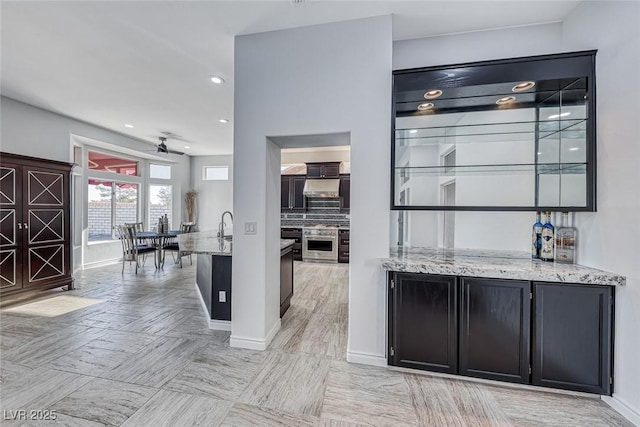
[392,51,596,211]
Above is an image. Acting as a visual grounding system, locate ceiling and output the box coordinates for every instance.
[1,1,580,156]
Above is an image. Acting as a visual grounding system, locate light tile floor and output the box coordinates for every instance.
[0,261,632,426]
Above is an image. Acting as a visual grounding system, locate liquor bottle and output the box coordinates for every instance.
[531,212,543,259]
[555,212,576,264]
[540,211,555,262]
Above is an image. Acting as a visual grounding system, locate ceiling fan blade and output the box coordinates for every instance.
[167,149,185,155]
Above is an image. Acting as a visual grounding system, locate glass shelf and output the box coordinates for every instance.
[395,163,586,178]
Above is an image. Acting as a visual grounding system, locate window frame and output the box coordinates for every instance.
[202,165,229,181]
[149,163,172,180]
[87,178,141,243]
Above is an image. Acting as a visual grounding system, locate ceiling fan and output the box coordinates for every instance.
[156,136,184,155]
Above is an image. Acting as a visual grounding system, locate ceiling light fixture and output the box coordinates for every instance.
[548,112,572,119]
[512,81,535,92]
[210,76,225,84]
[424,89,443,99]
[409,129,417,134]
[219,119,229,123]
[417,102,434,111]
[124,124,134,128]
[496,96,516,105]
[184,146,191,149]
[569,147,580,151]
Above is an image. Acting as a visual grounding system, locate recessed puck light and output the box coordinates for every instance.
[219,119,229,123]
[184,146,191,149]
[124,124,134,128]
[548,112,571,119]
[417,103,434,111]
[569,147,580,151]
[496,96,516,105]
[424,89,443,99]
[210,76,225,84]
[409,129,417,134]
[512,81,535,92]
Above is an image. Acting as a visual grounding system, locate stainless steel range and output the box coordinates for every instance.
[302,225,338,263]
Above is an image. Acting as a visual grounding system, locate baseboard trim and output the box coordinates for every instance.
[209,320,231,331]
[82,258,120,270]
[602,395,640,426]
[230,319,281,351]
[346,350,388,367]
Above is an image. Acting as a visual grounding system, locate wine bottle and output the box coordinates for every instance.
[541,211,555,262]
[532,212,543,259]
[555,212,576,264]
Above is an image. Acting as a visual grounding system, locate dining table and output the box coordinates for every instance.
[136,230,182,268]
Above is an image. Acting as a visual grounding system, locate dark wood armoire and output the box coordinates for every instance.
[0,152,74,297]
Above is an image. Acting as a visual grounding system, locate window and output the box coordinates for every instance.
[203,166,229,181]
[88,151,138,176]
[149,185,172,229]
[149,164,171,180]
[87,180,138,241]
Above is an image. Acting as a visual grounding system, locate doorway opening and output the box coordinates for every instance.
[268,132,351,359]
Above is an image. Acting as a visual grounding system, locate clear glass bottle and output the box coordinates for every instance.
[541,211,555,262]
[532,212,543,259]
[555,212,576,264]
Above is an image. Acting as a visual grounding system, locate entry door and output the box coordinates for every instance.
[0,165,22,292]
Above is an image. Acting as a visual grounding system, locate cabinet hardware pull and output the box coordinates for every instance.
[18,223,22,229]
[23,223,28,229]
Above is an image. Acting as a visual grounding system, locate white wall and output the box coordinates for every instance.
[561,1,640,421]
[233,16,392,360]
[1,97,192,268]
[190,155,233,232]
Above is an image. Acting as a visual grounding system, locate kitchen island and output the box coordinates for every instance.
[177,230,295,330]
[383,247,625,395]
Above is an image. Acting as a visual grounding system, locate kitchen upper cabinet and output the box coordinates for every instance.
[281,175,306,212]
[339,174,350,211]
[533,283,612,395]
[459,278,530,384]
[388,273,458,374]
[306,162,341,179]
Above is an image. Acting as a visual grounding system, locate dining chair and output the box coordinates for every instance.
[115,224,156,274]
[125,222,145,232]
[163,222,196,268]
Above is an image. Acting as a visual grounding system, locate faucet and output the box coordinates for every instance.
[218,211,233,239]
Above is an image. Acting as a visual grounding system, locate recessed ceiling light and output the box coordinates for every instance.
[184,146,191,149]
[210,75,225,84]
[512,81,535,92]
[496,96,516,105]
[424,89,443,99]
[417,102,434,111]
[537,152,542,155]
[569,147,580,151]
[548,112,572,119]
[409,129,417,134]
[124,124,134,128]
[219,119,229,123]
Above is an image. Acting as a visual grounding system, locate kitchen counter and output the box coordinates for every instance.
[178,230,294,255]
[382,247,625,286]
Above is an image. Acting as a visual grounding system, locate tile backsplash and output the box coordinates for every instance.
[281,197,349,227]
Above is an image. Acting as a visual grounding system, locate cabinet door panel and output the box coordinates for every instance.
[340,175,350,210]
[459,278,530,383]
[389,273,457,373]
[306,164,322,178]
[0,165,22,292]
[323,163,340,178]
[533,283,612,395]
[291,177,306,211]
[281,176,292,210]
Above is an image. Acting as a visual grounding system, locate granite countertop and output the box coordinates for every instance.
[177,231,295,256]
[382,247,626,287]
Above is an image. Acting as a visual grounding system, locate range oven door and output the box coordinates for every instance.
[302,235,338,262]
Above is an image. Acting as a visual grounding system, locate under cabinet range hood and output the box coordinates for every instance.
[303,179,340,198]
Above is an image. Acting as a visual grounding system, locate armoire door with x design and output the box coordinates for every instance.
[0,152,73,297]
